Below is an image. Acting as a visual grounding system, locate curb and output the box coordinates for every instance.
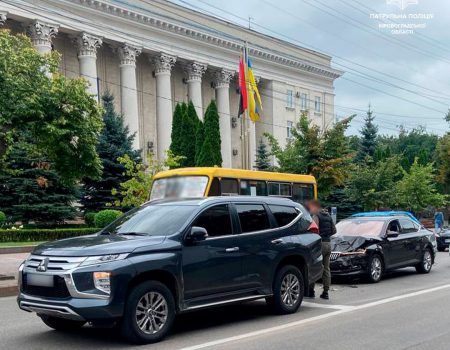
[0,246,35,254]
[0,284,18,298]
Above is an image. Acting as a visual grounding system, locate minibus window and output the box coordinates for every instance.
[150,176,208,200]
[292,183,314,203]
[221,178,239,195]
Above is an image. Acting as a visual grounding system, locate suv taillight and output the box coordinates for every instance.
[308,221,319,234]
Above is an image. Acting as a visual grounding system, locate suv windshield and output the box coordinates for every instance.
[102,204,196,236]
[150,176,209,201]
[336,220,385,237]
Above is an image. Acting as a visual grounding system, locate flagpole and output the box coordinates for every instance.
[244,41,250,170]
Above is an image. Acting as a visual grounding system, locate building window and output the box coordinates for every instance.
[287,120,293,139]
[315,96,321,112]
[286,90,293,108]
[300,93,308,111]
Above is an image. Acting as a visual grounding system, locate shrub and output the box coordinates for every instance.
[0,211,6,227]
[84,212,96,227]
[94,210,122,228]
[0,228,98,243]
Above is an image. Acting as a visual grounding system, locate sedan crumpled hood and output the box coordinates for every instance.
[32,234,166,257]
[331,235,382,252]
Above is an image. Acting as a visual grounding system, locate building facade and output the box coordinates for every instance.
[0,0,342,169]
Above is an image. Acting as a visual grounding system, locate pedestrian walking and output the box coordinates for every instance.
[306,200,336,300]
[434,209,444,234]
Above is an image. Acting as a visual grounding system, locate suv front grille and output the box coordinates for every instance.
[22,274,70,299]
[25,255,86,272]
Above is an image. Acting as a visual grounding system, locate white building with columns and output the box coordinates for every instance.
[0,0,343,169]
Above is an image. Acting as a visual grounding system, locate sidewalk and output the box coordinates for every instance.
[0,253,29,297]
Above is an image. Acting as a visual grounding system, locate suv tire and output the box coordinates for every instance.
[39,315,86,331]
[415,248,433,274]
[121,281,175,344]
[267,265,304,314]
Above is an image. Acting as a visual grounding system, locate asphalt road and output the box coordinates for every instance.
[1,251,449,350]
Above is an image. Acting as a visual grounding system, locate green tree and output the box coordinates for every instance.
[112,151,183,208]
[195,120,205,165]
[197,101,222,167]
[81,92,140,212]
[395,159,446,213]
[0,134,78,224]
[356,106,378,162]
[255,139,272,171]
[436,133,450,194]
[169,103,185,159]
[266,113,353,197]
[0,30,103,184]
[180,101,199,167]
[345,156,404,211]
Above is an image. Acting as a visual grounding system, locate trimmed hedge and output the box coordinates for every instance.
[94,210,123,228]
[0,228,99,243]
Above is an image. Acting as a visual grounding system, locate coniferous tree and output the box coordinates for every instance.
[81,92,140,213]
[0,134,78,224]
[255,139,272,171]
[180,101,199,167]
[169,103,185,158]
[356,106,378,162]
[197,101,222,167]
[195,120,205,166]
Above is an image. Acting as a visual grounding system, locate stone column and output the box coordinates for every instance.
[214,69,234,168]
[117,44,141,150]
[26,20,59,54]
[152,53,176,160]
[184,61,207,119]
[0,12,7,27]
[74,32,102,99]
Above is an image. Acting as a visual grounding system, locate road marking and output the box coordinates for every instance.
[178,284,450,350]
[302,301,354,311]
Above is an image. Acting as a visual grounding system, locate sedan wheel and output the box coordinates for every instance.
[416,248,433,274]
[368,255,383,283]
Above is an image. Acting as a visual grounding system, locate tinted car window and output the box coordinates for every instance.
[400,219,417,233]
[193,204,232,237]
[236,204,271,233]
[103,204,195,236]
[269,205,298,227]
[208,177,220,196]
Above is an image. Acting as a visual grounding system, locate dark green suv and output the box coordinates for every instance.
[18,197,322,344]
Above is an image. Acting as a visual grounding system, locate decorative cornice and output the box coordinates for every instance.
[0,12,7,27]
[26,20,59,48]
[152,53,177,75]
[74,32,102,57]
[184,61,207,82]
[117,43,141,67]
[213,69,235,88]
[76,0,343,80]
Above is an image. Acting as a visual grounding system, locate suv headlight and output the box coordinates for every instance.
[80,253,129,267]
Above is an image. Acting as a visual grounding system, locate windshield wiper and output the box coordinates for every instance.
[119,232,148,236]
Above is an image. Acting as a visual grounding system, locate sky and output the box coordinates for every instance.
[169,0,450,136]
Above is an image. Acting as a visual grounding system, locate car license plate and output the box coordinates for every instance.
[27,274,54,287]
[445,239,450,243]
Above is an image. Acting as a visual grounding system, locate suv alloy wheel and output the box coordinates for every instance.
[121,281,176,344]
[416,248,433,274]
[268,265,304,314]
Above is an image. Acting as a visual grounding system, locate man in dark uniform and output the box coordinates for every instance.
[307,200,336,300]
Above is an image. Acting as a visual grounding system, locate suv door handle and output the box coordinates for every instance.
[271,239,283,244]
[225,247,239,252]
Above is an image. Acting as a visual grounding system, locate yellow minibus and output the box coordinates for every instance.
[150,167,317,204]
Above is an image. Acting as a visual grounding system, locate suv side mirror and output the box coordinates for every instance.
[187,226,208,242]
[386,230,399,238]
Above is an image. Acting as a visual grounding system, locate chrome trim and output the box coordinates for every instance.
[19,301,84,321]
[330,252,341,261]
[185,295,268,311]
